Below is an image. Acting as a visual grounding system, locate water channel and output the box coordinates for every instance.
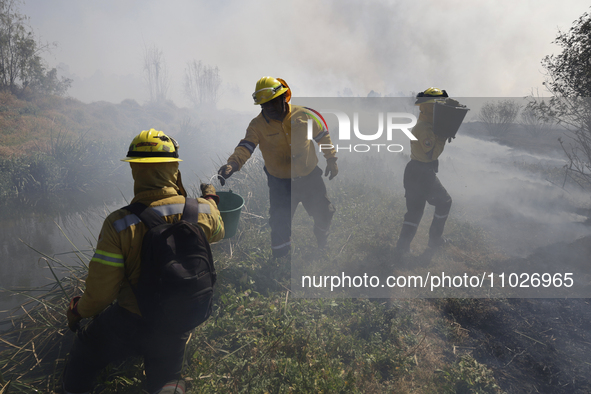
[0,181,130,326]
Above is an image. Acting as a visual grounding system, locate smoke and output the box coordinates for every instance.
[440,134,589,256]
[295,96,590,259]
[14,0,591,260]
[21,0,591,107]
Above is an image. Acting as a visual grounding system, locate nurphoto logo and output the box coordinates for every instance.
[306,109,417,153]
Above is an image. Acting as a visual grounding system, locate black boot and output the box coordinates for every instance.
[428,197,451,248]
[272,239,291,258]
[395,222,418,254]
[428,236,451,249]
[314,224,330,250]
[428,213,450,249]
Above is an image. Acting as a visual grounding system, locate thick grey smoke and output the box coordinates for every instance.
[22,0,591,108]
[294,96,590,260]
[440,134,589,256]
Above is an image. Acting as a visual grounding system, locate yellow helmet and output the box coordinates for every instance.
[252,76,291,105]
[122,129,182,163]
[415,87,448,105]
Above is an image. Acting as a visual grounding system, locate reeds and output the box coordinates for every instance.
[0,243,90,393]
[0,128,122,201]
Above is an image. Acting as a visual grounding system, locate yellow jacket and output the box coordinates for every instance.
[228,105,337,179]
[410,104,446,163]
[76,163,224,318]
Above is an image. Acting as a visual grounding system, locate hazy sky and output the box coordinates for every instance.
[22,0,591,111]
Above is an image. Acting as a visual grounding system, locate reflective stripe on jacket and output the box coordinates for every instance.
[228,105,337,179]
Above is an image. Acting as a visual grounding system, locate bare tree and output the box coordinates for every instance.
[478,99,521,137]
[338,87,354,97]
[183,60,222,108]
[143,44,169,103]
[520,105,554,136]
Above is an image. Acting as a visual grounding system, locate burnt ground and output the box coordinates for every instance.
[441,235,591,393]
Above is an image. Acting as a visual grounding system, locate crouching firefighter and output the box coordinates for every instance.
[218,76,338,258]
[395,87,466,255]
[63,129,224,394]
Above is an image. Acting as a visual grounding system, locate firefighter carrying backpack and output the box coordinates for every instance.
[122,198,216,334]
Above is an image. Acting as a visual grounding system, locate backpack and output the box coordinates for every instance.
[432,100,470,142]
[122,198,216,334]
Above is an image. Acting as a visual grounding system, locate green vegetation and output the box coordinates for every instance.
[0,92,124,199]
[529,8,591,189]
[189,289,414,393]
[0,0,71,99]
[0,91,221,201]
[3,151,590,392]
[0,158,509,394]
[436,355,502,394]
[0,129,117,197]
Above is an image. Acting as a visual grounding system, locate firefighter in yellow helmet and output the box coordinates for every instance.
[63,129,224,394]
[395,88,460,255]
[218,77,338,258]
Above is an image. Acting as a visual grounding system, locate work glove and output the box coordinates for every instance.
[324,157,338,180]
[67,296,82,332]
[217,162,239,186]
[200,183,220,205]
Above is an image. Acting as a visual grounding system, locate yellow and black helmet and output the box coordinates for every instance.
[415,87,448,105]
[252,76,291,105]
[122,129,182,163]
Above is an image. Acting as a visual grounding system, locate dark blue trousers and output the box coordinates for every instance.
[265,166,335,256]
[397,159,452,250]
[63,303,189,393]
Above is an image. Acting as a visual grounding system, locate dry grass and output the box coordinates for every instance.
[0,243,90,392]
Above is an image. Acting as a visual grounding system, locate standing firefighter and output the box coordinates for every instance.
[218,76,338,258]
[63,129,224,394]
[395,88,463,255]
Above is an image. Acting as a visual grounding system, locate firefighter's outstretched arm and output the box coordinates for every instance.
[218,127,260,185]
[217,162,239,186]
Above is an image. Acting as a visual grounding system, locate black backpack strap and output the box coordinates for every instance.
[122,202,167,230]
[120,202,169,295]
[181,198,200,223]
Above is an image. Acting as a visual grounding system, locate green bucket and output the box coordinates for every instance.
[217,191,245,239]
